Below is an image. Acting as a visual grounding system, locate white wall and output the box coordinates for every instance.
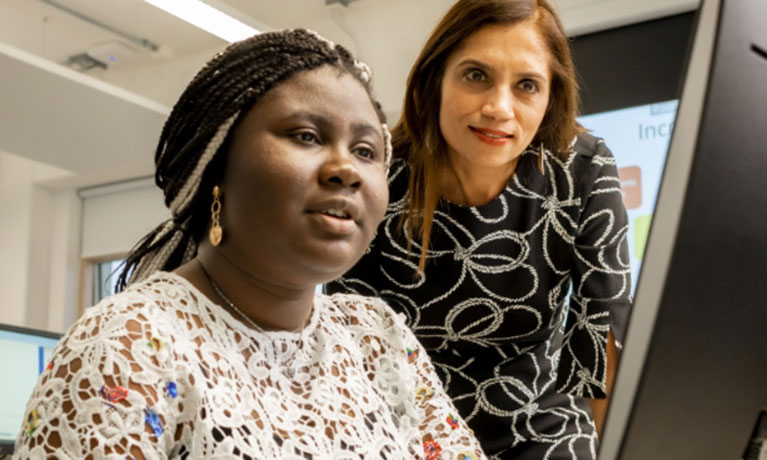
[0,0,701,335]
[0,152,80,332]
[80,178,168,260]
[0,152,34,327]
[45,190,82,334]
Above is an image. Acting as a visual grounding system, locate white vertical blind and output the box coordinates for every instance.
[79,177,168,259]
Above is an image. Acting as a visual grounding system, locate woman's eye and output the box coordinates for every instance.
[519,80,539,93]
[464,69,487,82]
[352,145,376,160]
[291,131,320,144]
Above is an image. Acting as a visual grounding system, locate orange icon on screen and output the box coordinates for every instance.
[618,166,642,210]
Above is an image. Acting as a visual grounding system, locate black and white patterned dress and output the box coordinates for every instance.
[326,133,632,459]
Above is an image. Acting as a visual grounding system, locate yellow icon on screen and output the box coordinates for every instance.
[634,214,652,260]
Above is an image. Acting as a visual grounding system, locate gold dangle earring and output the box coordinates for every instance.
[538,143,545,174]
[209,185,223,246]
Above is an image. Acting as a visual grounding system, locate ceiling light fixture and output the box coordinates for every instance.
[143,0,259,43]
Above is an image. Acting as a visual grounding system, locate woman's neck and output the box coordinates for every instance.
[176,244,315,332]
[441,155,519,207]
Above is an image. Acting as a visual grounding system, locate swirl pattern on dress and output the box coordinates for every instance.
[327,133,632,459]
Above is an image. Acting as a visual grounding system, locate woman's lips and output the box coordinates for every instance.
[306,198,360,236]
[470,126,513,146]
[308,211,356,236]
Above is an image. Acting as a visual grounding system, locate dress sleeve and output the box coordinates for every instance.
[345,295,486,460]
[13,295,182,460]
[556,140,632,399]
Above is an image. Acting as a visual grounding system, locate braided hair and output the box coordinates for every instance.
[116,29,391,291]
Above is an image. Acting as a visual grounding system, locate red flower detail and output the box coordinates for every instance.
[423,439,442,460]
[100,385,128,403]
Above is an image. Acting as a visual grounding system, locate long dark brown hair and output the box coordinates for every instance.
[391,0,584,270]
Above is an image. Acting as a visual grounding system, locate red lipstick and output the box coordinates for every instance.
[470,126,513,146]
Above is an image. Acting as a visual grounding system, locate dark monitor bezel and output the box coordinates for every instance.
[571,11,696,116]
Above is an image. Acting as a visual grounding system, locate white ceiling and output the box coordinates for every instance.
[0,0,698,189]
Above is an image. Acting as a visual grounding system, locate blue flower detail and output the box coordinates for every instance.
[165,381,178,399]
[144,407,163,437]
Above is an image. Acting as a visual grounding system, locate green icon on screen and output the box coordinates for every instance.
[634,214,652,260]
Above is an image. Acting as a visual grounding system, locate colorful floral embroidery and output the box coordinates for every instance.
[24,410,40,437]
[406,347,419,363]
[147,337,163,351]
[415,385,433,400]
[164,381,178,399]
[456,452,477,460]
[144,407,163,437]
[446,413,459,429]
[423,439,442,460]
[100,385,128,406]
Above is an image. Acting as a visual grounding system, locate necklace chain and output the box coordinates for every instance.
[197,258,305,333]
[208,277,266,332]
[196,259,307,377]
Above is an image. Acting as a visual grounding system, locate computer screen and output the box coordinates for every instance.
[578,100,678,295]
[569,11,693,298]
[600,0,767,457]
[0,324,60,454]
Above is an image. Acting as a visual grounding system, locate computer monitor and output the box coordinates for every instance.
[572,11,695,298]
[579,100,678,296]
[600,0,767,458]
[0,323,61,455]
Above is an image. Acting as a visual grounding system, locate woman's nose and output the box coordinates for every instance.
[318,147,362,189]
[480,87,515,121]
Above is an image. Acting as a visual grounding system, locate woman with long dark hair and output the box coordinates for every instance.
[327,1,632,458]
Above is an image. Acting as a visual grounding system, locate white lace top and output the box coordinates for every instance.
[13,272,485,460]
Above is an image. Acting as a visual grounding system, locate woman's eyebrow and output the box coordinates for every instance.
[517,71,548,81]
[455,58,491,70]
[351,123,383,141]
[286,111,382,141]
[285,111,331,130]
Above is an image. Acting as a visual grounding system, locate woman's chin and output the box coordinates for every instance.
[303,246,368,285]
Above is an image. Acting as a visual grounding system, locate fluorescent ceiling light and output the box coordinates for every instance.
[143,0,259,43]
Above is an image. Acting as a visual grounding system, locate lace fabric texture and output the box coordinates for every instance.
[14,272,485,459]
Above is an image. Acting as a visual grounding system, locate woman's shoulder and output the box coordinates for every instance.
[35,274,193,404]
[15,274,196,458]
[66,272,201,353]
[556,132,618,184]
[88,272,198,319]
[567,132,615,163]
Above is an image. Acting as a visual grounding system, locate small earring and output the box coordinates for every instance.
[538,143,545,174]
[209,185,223,247]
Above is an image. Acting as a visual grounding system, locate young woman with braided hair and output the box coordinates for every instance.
[14,29,485,459]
